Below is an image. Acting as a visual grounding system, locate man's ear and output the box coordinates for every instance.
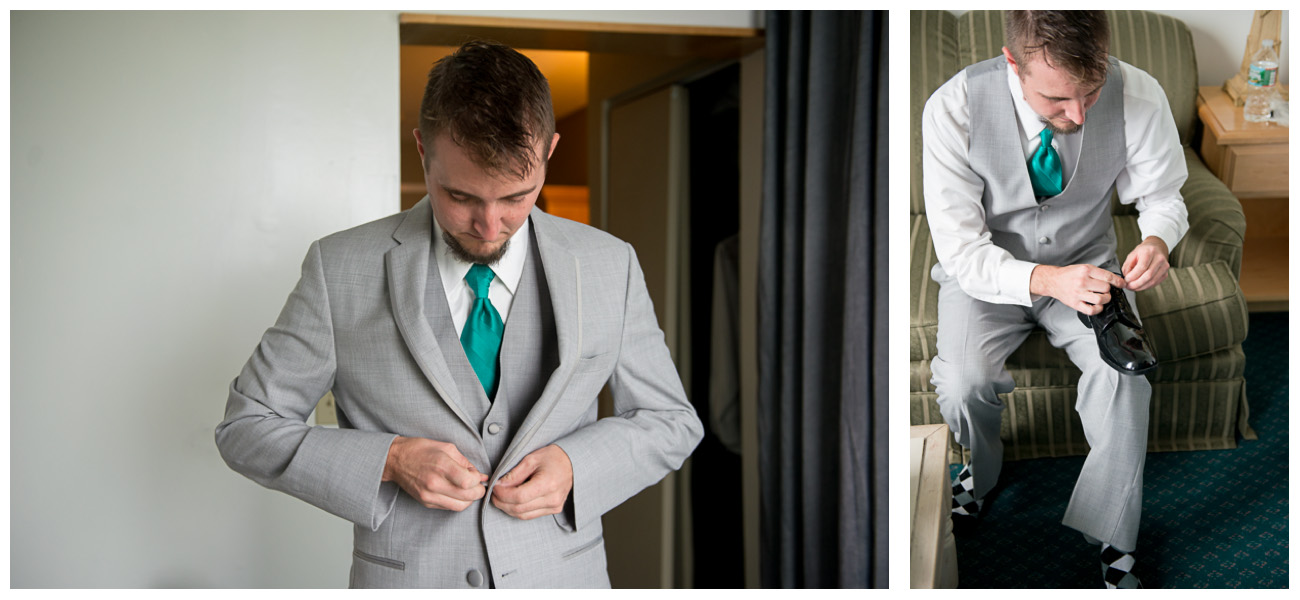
[1002,46,1019,77]
[413,129,427,164]
[546,132,560,161]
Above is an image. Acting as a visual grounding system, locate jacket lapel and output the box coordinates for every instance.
[385,197,476,434]
[494,210,583,476]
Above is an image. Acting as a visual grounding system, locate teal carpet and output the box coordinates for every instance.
[950,311,1289,588]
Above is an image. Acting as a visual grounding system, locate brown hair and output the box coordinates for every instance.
[1004,11,1110,85]
[418,40,555,178]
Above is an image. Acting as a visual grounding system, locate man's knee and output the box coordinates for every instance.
[1075,359,1151,430]
[931,355,1011,412]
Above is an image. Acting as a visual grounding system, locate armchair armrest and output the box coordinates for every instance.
[1172,148,1247,278]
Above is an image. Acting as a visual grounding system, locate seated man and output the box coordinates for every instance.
[921,10,1187,589]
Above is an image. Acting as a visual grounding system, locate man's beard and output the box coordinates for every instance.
[442,228,509,265]
[1041,117,1082,136]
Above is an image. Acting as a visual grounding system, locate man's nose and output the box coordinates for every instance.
[474,204,500,238]
[1065,100,1086,125]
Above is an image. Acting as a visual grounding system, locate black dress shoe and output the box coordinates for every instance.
[1078,284,1157,376]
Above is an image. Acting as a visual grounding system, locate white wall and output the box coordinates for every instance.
[11,11,398,588]
[9,9,759,588]
[948,10,1289,86]
[1157,10,1288,86]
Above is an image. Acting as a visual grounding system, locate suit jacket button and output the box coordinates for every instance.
[467,569,484,587]
[487,423,502,435]
[1038,236,1049,244]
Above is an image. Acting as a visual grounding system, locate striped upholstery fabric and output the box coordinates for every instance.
[910,11,961,215]
[909,11,1253,461]
[913,379,1251,463]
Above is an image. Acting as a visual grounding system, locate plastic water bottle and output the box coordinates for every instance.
[1244,39,1279,123]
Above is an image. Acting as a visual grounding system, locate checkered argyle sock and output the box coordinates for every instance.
[1100,544,1142,589]
[950,464,983,517]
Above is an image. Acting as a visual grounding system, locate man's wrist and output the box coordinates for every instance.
[1029,264,1056,297]
[382,436,406,482]
[1142,235,1169,255]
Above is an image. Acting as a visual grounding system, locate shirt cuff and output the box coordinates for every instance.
[998,259,1040,306]
[1137,221,1183,253]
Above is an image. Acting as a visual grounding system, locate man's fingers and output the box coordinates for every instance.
[1124,255,1149,285]
[1129,253,1169,291]
[491,484,562,518]
[490,445,573,520]
[431,474,487,501]
[438,441,476,470]
[389,438,496,511]
[492,474,544,504]
[1129,263,1166,292]
[498,456,540,487]
[490,489,539,514]
[1076,299,1101,315]
[1122,251,1138,277]
[491,481,522,504]
[412,476,485,510]
[492,467,560,509]
[446,465,487,490]
[1093,266,1127,289]
[1127,268,1152,291]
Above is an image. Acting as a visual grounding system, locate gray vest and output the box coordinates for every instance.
[424,225,559,467]
[935,55,1126,283]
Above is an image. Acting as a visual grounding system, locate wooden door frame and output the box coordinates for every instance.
[399,13,762,57]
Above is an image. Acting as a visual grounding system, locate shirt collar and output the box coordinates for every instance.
[432,210,530,298]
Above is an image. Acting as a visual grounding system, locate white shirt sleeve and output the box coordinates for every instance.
[922,70,1040,306]
[1116,62,1189,251]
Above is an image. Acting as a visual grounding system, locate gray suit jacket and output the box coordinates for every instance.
[216,198,703,588]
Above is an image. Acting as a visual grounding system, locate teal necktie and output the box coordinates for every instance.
[1028,128,1063,199]
[461,264,504,399]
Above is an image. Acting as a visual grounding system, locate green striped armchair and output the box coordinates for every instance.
[909,10,1254,462]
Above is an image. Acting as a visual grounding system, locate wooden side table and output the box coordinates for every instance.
[1196,85,1289,311]
[911,424,958,588]
[1197,85,1288,198]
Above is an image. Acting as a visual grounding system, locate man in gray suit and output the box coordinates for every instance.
[922,11,1187,588]
[216,40,703,588]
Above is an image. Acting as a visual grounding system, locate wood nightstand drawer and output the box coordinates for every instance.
[1218,143,1289,198]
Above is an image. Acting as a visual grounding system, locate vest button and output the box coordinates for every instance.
[1038,236,1049,244]
[487,423,502,435]
[1040,204,1049,211]
[467,569,484,587]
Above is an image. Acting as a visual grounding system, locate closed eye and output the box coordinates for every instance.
[1042,84,1103,103]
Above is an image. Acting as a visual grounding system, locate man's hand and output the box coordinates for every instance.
[491,444,573,520]
[1122,236,1171,292]
[383,436,488,511]
[1030,263,1127,314]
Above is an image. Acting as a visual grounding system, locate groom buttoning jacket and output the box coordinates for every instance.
[215,40,703,589]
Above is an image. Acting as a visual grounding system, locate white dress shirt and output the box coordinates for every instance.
[922,59,1189,306]
[432,214,531,337]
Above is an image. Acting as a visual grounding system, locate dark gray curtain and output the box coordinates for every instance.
[758,10,887,589]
